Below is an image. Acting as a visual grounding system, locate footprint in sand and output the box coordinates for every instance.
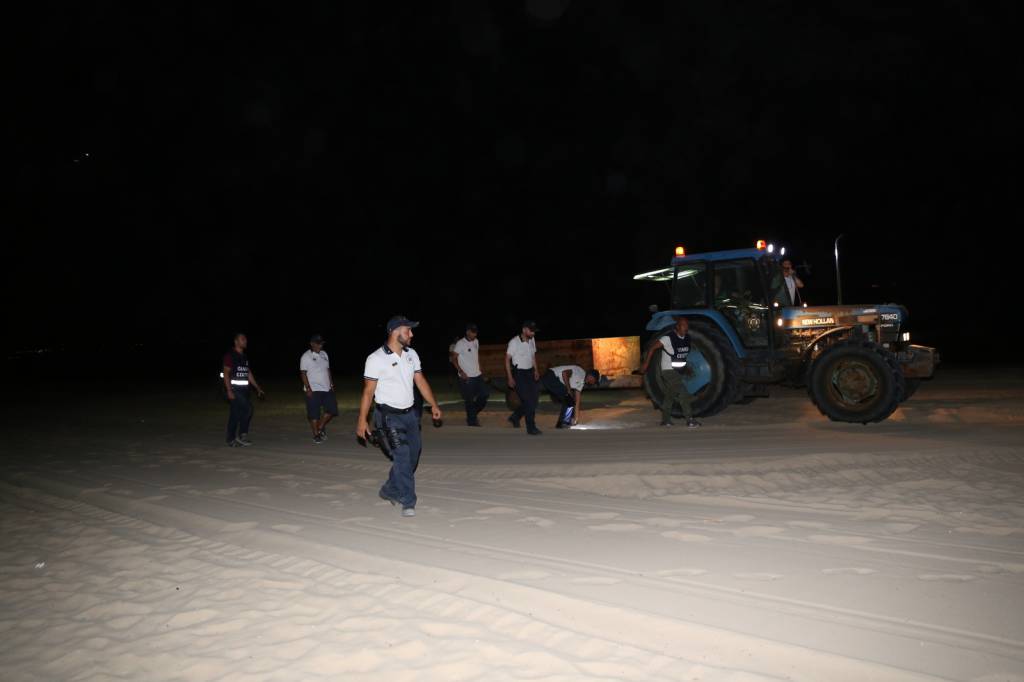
[271,524,303,534]
[732,526,785,537]
[497,570,550,581]
[918,573,977,582]
[643,517,686,528]
[451,516,490,523]
[656,568,708,578]
[808,534,872,545]
[822,567,877,576]
[220,522,259,532]
[476,507,519,515]
[721,514,757,523]
[733,572,784,581]
[661,531,711,543]
[570,576,621,585]
[787,521,830,530]
[578,512,620,520]
[588,523,644,532]
[519,517,555,528]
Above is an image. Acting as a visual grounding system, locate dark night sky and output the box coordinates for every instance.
[8,1,1020,380]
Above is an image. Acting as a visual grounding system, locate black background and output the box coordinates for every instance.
[8,1,1019,383]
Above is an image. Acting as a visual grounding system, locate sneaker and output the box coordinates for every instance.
[313,434,323,444]
[227,439,243,447]
[660,420,674,427]
[467,420,481,427]
[686,418,702,429]
[527,428,543,436]
[378,490,397,506]
[507,416,521,429]
[401,507,416,517]
[318,428,328,441]
[237,434,253,446]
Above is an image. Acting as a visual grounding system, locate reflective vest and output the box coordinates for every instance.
[225,351,250,386]
[664,332,691,372]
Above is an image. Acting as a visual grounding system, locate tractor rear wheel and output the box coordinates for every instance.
[808,339,906,423]
[644,320,742,419]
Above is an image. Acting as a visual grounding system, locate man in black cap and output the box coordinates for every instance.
[356,315,443,518]
[450,322,489,426]
[505,320,542,435]
[300,334,337,444]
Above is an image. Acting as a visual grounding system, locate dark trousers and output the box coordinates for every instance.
[510,368,539,430]
[375,408,422,509]
[226,389,253,442]
[458,376,490,424]
[541,370,575,426]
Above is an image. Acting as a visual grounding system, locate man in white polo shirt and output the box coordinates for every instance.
[541,364,600,428]
[356,315,443,517]
[450,322,489,426]
[505,320,542,435]
[300,334,337,444]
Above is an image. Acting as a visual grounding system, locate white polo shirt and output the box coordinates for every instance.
[300,349,332,392]
[452,337,481,377]
[550,365,586,392]
[364,345,421,409]
[506,335,537,370]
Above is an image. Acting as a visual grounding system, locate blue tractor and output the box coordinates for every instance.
[634,242,939,423]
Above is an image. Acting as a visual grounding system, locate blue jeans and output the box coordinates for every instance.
[227,388,253,442]
[375,408,422,509]
[458,376,490,424]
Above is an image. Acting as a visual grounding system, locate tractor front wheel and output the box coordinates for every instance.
[808,339,906,423]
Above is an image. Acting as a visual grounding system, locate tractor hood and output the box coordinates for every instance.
[779,303,907,334]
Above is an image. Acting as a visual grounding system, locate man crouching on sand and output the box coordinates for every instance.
[356,315,443,518]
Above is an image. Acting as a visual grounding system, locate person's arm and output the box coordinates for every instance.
[505,352,516,388]
[248,370,265,397]
[327,366,334,391]
[223,362,235,400]
[561,369,573,393]
[451,346,467,379]
[532,344,540,381]
[356,378,376,439]
[301,370,312,397]
[640,342,663,373]
[413,372,443,421]
[573,389,582,425]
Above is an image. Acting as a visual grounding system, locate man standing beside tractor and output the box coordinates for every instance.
[641,317,701,428]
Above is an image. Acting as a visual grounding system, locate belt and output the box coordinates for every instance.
[375,403,413,415]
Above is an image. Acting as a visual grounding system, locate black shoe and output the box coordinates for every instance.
[508,416,521,429]
[237,434,253,446]
[378,490,397,506]
[686,418,702,429]
[660,420,673,427]
[467,421,482,427]
[527,428,543,435]
[227,439,243,447]
[555,422,565,429]
[318,427,328,441]
[313,434,323,444]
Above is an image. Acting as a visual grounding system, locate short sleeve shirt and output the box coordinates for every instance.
[550,365,586,392]
[452,337,481,377]
[300,349,331,392]
[506,335,537,370]
[363,345,422,409]
[223,351,250,386]
[659,332,691,372]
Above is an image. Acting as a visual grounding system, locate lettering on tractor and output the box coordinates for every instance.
[634,240,940,423]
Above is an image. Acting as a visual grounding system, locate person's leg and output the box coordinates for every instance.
[383,412,417,510]
[541,371,569,427]
[678,382,695,418]
[459,378,476,424]
[519,368,540,433]
[319,392,338,435]
[306,392,322,437]
[510,371,526,426]
[237,390,253,440]
[475,378,490,415]
[659,371,682,424]
[227,395,241,443]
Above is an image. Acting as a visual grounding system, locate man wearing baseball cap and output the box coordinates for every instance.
[356,315,443,517]
[505,320,542,435]
[300,334,337,444]
[450,322,489,426]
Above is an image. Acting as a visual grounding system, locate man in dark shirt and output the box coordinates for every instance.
[222,333,265,446]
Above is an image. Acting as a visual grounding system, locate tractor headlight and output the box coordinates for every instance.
[900,332,911,342]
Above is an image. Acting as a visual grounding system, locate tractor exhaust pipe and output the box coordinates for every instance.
[834,233,844,305]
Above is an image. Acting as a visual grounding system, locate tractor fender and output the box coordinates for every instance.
[645,310,748,358]
[796,326,855,383]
